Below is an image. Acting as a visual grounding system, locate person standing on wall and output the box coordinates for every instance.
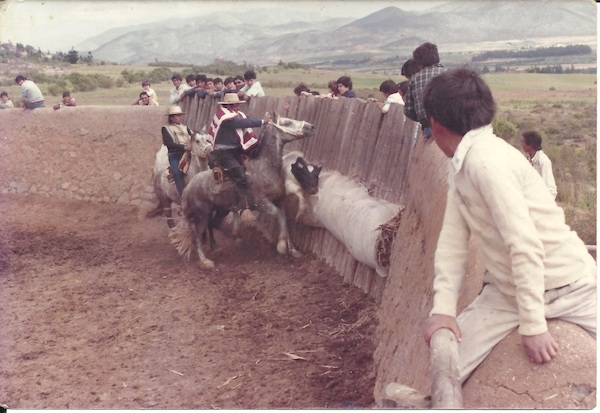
[15,75,45,110]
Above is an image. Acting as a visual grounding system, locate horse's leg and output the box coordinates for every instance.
[261,199,302,258]
[192,214,215,269]
[165,204,175,229]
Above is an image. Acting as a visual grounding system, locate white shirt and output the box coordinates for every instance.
[169,84,191,104]
[240,81,265,97]
[381,92,404,114]
[528,150,558,199]
[431,125,595,336]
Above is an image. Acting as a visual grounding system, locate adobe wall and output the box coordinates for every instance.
[0,106,165,206]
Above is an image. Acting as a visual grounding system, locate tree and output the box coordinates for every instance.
[65,48,79,64]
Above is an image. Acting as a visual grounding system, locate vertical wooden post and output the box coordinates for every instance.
[430,328,463,408]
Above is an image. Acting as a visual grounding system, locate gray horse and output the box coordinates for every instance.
[169,113,315,269]
[147,128,213,228]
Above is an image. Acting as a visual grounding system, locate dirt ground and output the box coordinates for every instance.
[0,194,378,409]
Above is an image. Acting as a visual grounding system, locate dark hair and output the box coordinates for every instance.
[195,74,207,83]
[139,91,149,98]
[337,76,352,89]
[243,70,257,81]
[185,74,196,83]
[401,59,420,79]
[379,79,398,95]
[15,75,26,83]
[171,74,182,81]
[398,80,410,96]
[522,131,543,151]
[413,42,440,67]
[142,79,150,86]
[224,76,234,85]
[293,83,311,96]
[233,75,244,83]
[1,91,9,98]
[213,77,223,84]
[62,91,71,98]
[423,67,496,137]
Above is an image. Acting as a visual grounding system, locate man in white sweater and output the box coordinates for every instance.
[421,67,596,384]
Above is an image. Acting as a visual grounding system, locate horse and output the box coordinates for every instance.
[169,113,316,269]
[147,128,213,228]
[282,151,322,221]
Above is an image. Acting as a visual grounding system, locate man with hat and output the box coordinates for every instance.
[208,93,271,212]
[162,105,194,197]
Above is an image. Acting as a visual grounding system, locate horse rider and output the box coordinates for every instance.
[208,93,271,213]
[162,105,193,197]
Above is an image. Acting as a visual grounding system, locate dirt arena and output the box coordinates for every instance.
[0,194,378,409]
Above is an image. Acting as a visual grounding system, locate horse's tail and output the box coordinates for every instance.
[169,218,195,260]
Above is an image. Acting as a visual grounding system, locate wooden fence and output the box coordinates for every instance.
[179,95,419,300]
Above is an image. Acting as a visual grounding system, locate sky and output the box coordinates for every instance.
[0,0,446,53]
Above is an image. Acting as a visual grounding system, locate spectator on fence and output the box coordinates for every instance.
[142,80,158,104]
[211,77,225,99]
[521,130,558,199]
[233,75,245,92]
[132,91,158,106]
[193,74,210,99]
[223,77,237,95]
[15,74,45,109]
[401,58,421,80]
[398,80,410,101]
[322,80,340,98]
[421,67,596,386]
[238,70,265,101]
[336,76,356,98]
[169,74,189,105]
[404,42,446,140]
[368,79,404,114]
[53,91,76,109]
[162,105,194,197]
[0,91,15,109]
[294,83,312,96]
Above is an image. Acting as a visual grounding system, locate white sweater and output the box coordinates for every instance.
[431,125,595,336]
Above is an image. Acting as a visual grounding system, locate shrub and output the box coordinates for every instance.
[492,117,518,141]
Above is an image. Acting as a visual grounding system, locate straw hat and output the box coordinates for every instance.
[217,93,245,105]
[166,106,186,116]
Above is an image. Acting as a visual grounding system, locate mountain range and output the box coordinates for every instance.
[77,1,597,67]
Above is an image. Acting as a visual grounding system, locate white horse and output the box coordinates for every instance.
[169,113,315,269]
[147,128,213,228]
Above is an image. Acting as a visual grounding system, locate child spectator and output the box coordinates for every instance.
[521,131,558,199]
[211,77,225,99]
[238,70,265,101]
[194,74,209,99]
[422,67,596,385]
[0,91,15,109]
[398,80,410,101]
[336,76,356,98]
[223,77,237,94]
[368,80,404,114]
[404,42,446,140]
[142,80,158,104]
[233,75,245,92]
[53,91,76,110]
[323,80,340,98]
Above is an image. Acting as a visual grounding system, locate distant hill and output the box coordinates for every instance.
[77,1,597,67]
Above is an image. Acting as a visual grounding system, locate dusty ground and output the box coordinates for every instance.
[0,194,378,409]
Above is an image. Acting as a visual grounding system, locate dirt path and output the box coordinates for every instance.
[0,194,377,409]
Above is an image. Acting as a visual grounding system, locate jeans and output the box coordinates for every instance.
[25,101,45,109]
[168,152,185,196]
